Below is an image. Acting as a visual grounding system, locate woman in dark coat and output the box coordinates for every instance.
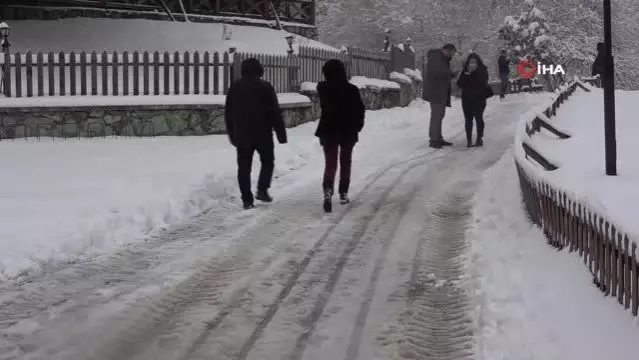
[315,59,365,213]
[456,53,490,148]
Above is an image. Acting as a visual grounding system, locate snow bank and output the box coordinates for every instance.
[301,77,406,93]
[470,151,639,360]
[350,76,401,90]
[389,71,412,84]
[519,87,639,239]
[300,82,318,93]
[404,68,422,82]
[9,18,337,55]
[0,93,310,108]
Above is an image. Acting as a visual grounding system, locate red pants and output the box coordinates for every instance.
[323,143,354,195]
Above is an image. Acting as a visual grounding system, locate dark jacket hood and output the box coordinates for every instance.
[427,48,443,59]
[322,59,349,83]
[241,58,264,78]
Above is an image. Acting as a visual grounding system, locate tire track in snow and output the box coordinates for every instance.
[183,153,442,360]
[406,186,476,360]
[43,146,445,360]
[393,142,513,360]
[340,167,427,360]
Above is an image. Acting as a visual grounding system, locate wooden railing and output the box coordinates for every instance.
[514,80,639,317]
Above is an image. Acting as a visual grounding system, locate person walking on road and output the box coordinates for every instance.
[457,53,491,148]
[592,42,605,88]
[316,59,366,213]
[225,58,288,210]
[423,43,457,149]
[498,49,510,99]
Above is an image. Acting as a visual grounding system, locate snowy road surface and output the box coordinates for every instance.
[0,95,549,360]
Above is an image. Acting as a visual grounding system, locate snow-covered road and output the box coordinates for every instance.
[0,95,550,360]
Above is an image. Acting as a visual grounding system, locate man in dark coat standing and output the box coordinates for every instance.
[423,43,457,149]
[225,58,287,209]
[592,42,605,88]
[498,49,510,99]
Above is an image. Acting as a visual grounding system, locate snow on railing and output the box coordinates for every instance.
[513,78,639,319]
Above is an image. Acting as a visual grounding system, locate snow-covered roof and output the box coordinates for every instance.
[8,18,337,55]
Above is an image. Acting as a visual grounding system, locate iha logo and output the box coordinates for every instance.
[517,58,565,78]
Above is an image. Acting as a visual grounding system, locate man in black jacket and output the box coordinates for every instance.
[423,43,457,149]
[225,58,287,209]
[498,50,510,99]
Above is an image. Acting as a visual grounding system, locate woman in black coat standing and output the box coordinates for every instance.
[457,53,491,147]
[316,59,366,213]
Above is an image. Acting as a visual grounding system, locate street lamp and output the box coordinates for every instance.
[383,29,391,52]
[0,22,10,53]
[0,22,10,97]
[285,34,294,56]
[404,37,412,51]
[603,0,617,175]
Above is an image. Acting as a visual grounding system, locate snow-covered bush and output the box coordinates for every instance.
[404,68,422,82]
[390,71,412,84]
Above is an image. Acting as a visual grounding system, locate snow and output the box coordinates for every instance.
[389,71,412,84]
[8,18,336,55]
[534,34,551,46]
[300,77,403,93]
[0,93,310,108]
[350,76,401,90]
[395,43,416,53]
[519,87,639,240]
[0,97,475,279]
[404,68,422,82]
[470,150,639,360]
[300,81,318,93]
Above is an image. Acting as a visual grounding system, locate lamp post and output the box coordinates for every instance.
[0,22,11,97]
[383,29,391,52]
[603,0,617,175]
[404,36,412,51]
[285,34,294,56]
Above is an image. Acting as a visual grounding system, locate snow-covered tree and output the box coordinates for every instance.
[498,0,554,62]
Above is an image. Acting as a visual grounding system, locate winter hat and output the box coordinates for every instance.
[322,59,348,82]
[241,58,264,78]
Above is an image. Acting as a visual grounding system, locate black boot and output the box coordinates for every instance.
[323,188,333,213]
[256,190,273,202]
[440,139,453,146]
[243,201,255,210]
[467,139,473,148]
[475,137,483,147]
[339,193,350,205]
[429,140,442,149]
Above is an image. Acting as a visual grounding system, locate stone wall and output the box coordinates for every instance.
[300,77,422,118]
[0,103,312,139]
[0,76,421,140]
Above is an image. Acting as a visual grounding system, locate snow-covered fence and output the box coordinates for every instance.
[1,51,238,98]
[231,51,300,92]
[297,46,349,84]
[0,50,304,97]
[390,44,415,73]
[297,45,392,83]
[514,81,639,318]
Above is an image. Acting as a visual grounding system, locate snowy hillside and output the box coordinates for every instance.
[522,86,639,239]
[9,18,337,55]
